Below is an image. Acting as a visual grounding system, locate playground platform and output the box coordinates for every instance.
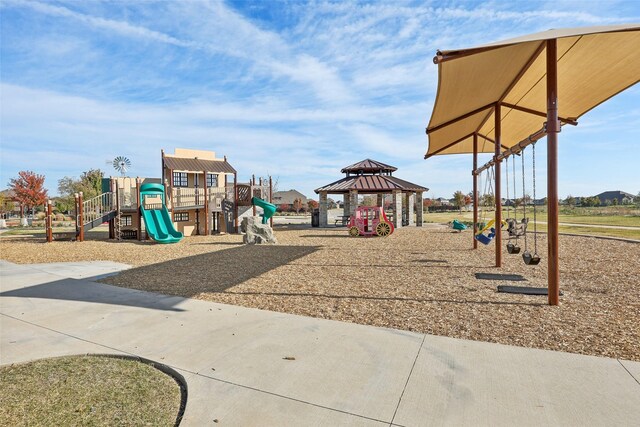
[1,260,639,426]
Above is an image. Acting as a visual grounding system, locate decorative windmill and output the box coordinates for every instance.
[112,156,131,177]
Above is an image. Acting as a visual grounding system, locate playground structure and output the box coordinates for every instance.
[424,25,640,304]
[45,148,273,242]
[348,206,394,237]
[315,159,428,229]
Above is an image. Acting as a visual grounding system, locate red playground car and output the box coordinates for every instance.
[348,206,394,237]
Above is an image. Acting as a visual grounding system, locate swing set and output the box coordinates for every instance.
[475,166,506,245]
[475,136,543,266]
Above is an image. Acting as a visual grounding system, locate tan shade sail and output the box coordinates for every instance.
[425,25,640,158]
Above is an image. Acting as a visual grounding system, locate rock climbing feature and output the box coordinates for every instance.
[241,216,278,244]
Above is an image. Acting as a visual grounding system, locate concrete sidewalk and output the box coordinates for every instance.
[1,260,639,426]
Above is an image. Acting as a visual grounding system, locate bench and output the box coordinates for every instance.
[335,215,350,227]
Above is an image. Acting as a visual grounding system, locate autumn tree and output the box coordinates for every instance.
[293,198,304,214]
[464,194,472,209]
[8,171,48,217]
[307,200,319,211]
[278,203,291,212]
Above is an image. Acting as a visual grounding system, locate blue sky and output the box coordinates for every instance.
[1,0,638,200]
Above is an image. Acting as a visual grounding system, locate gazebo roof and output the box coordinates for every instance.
[341,159,397,174]
[315,175,428,194]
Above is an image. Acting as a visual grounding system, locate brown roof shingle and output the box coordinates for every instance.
[163,157,237,174]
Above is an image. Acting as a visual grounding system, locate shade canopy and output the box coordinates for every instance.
[425,24,640,158]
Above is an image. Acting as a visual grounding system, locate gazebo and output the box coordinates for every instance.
[315,159,429,228]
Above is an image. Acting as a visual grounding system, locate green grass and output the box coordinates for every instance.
[0,355,182,426]
[423,208,640,240]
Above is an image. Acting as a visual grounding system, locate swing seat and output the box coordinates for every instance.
[451,219,467,231]
[522,251,541,265]
[475,228,496,245]
[506,218,528,237]
[507,243,521,254]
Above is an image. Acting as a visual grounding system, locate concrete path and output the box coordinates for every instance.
[1,260,639,426]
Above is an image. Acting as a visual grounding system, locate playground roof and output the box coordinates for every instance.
[341,159,397,174]
[163,157,237,174]
[425,24,640,158]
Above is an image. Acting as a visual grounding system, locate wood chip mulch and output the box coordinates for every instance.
[2,225,638,361]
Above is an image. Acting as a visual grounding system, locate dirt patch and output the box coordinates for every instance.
[2,225,639,361]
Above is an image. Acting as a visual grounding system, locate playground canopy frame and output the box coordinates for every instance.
[424,24,640,305]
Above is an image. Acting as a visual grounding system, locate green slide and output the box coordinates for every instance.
[140,183,183,244]
[251,197,276,224]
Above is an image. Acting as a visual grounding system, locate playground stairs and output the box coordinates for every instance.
[77,192,118,237]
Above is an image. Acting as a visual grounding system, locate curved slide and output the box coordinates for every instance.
[140,183,183,244]
[251,197,276,224]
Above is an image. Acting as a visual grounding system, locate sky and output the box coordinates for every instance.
[1,0,639,200]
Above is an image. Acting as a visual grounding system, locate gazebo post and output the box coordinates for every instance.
[494,103,502,268]
[407,192,415,226]
[348,190,358,218]
[473,133,478,249]
[547,39,560,306]
[376,194,384,207]
[392,190,402,229]
[415,192,423,226]
[319,192,328,227]
[343,193,350,218]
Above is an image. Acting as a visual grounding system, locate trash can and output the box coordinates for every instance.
[311,209,320,227]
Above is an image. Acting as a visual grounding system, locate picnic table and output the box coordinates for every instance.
[335,215,350,227]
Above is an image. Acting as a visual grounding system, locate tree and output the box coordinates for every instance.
[481,193,495,208]
[453,190,465,213]
[612,197,619,206]
[57,169,105,212]
[565,195,576,208]
[293,198,304,214]
[464,194,472,209]
[308,200,319,211]
[361,195,377,206]
[278,203,291,212]
[8,171,48,217]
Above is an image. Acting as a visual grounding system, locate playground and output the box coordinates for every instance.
[2,224,638,362]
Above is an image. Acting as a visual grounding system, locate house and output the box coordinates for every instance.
[162,148,237,236]
[594,190,635,205]
[272,189,309,206]
[435,197,451,206]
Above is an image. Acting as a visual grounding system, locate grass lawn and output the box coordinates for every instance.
[0,355,183,426]
[423,207,640,239]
